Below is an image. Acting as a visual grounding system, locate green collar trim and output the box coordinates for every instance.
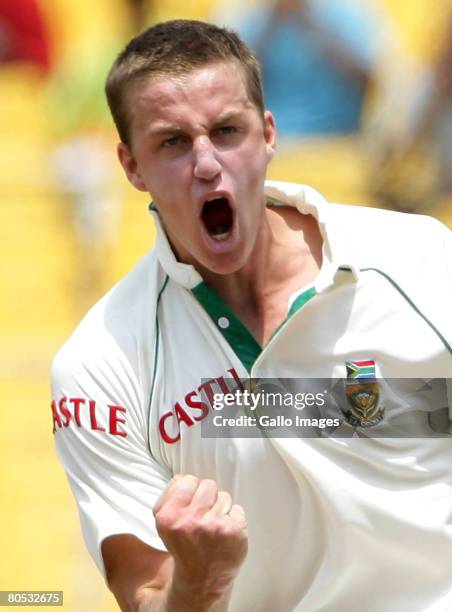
[192,282,317,372]
[288,286,317,317]
[265,285,317,345]
[192,283,261,373]
[359,267,452,355]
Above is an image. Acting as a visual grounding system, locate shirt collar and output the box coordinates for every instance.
[148,180,360,290]
[264,181,360,291]
[149,205,203,288]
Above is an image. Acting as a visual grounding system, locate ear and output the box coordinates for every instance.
[263,110,277,162]
[117,142,148,192]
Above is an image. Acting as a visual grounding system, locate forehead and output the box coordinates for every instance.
[127,62,255,134]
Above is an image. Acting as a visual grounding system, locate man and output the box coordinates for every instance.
[51,20,452,612]
[212,0,378,137]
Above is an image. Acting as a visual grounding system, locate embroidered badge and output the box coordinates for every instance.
[343,360,384,427]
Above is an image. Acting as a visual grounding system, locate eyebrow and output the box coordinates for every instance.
[212,110,244,126]
[147,110,247,139]
[147,125,185,139]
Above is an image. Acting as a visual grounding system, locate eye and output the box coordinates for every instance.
[162,135,183,148]
[217,126,237,135]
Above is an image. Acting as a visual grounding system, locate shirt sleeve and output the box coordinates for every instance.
[51,329,171,577]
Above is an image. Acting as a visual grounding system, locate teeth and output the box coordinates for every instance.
[212,232,230,241]
[206,195,224,202]
[211,225,231,241]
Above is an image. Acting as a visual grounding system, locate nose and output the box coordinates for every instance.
[193,136,221,181]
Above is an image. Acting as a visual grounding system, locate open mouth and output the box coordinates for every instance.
[201,197,234,241]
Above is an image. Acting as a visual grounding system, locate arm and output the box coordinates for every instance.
[102,475,248,612]
[51,272,247,610]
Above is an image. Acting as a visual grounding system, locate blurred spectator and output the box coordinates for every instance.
[49,0,151,309]
[429,12,452,196]
[367,2,452,213]
[213,0,385,138]
[0,0,52,73]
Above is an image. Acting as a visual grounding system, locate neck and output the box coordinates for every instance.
[195,205,323,345]
[200,209,273,306]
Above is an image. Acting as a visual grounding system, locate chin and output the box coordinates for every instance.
[198,248,251,277]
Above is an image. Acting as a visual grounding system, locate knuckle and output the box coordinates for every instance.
[189,519,208,538]
[198,516,222,535]
[177,474,199,491]
[171,522,191,538]
[202,478,217,489]
[218,490,231,502]
[230,503,246,517]
[222,519,242,536]
[155,509,176,532]
[201,478,219,495]
[209,517,238,538]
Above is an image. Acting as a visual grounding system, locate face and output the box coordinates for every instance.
[118,61,276,275]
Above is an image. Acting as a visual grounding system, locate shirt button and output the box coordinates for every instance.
[218,316,230,329]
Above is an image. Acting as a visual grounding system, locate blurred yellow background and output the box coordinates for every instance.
[0,0,450,610]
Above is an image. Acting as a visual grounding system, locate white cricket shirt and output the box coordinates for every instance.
[51,182,452,611]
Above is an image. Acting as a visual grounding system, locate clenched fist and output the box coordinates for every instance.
[153,474,248,602]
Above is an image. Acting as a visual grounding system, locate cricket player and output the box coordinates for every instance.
[51,20,452,612]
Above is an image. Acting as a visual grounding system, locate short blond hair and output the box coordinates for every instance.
[105,19,264,145]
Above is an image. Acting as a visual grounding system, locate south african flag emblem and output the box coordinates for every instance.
[346,359,376,381]
[343,359,384,427]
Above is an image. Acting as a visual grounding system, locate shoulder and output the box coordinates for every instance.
[268,179,451,339]
[267,180,450,259]
[329,203,451,341]
[329,203,450,265]
[330,201,448,235]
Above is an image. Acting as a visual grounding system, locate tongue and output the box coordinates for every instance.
[202,198,232,236]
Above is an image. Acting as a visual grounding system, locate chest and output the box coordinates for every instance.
[148,271,450,470]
